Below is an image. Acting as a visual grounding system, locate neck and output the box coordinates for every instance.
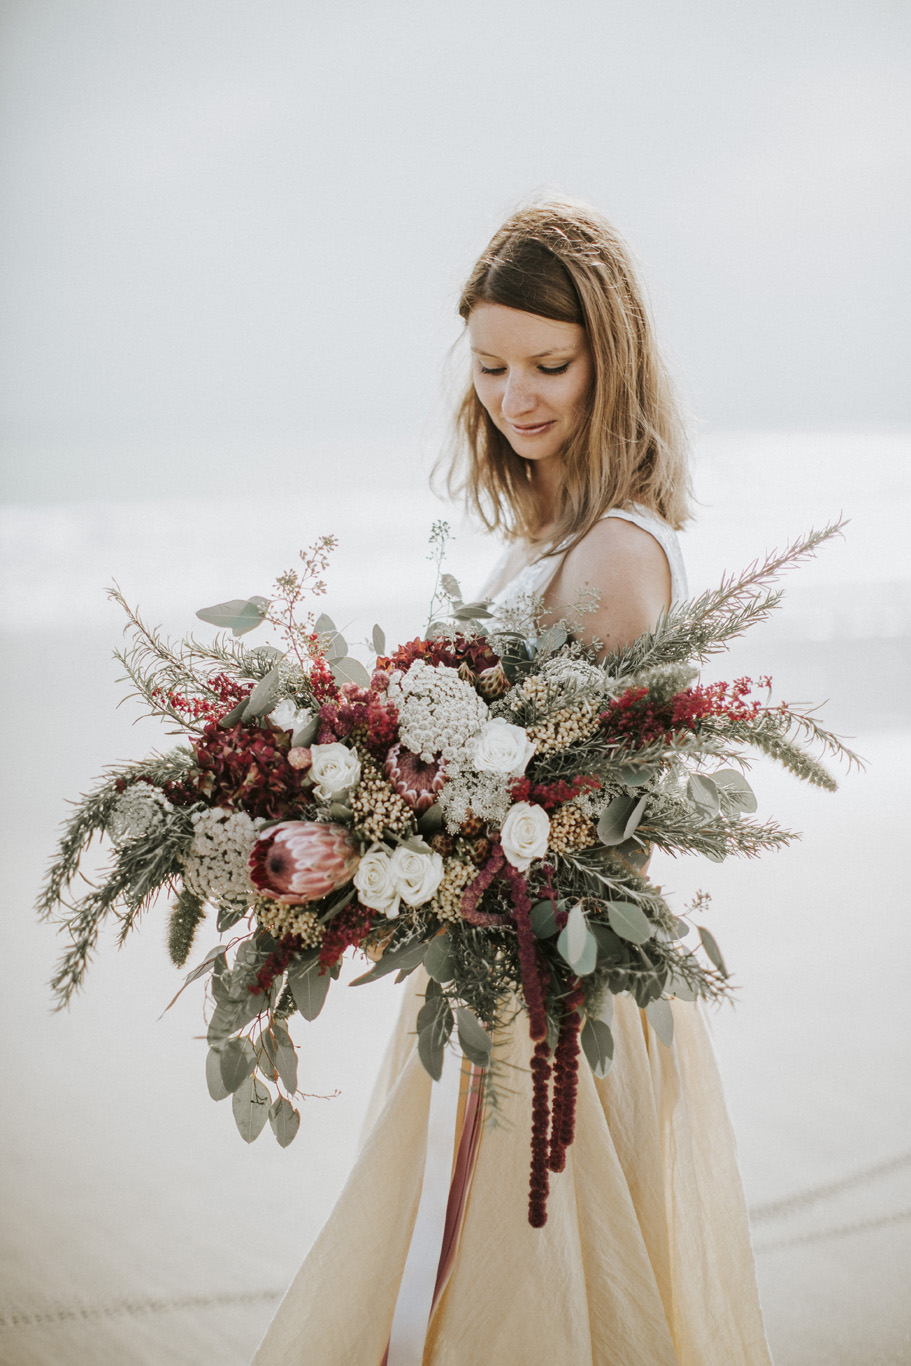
[528,457,562,531]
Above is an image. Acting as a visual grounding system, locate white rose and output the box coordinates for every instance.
[308,742,361,801]
[500,801,550,872]
[390,845,445,907]
[270,699,309,733]
[353,844,400,918]
[468,717,536,777]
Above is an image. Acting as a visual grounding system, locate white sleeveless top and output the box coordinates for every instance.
[480,504,687,629]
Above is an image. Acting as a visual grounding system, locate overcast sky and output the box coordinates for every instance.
[1,0,909,502]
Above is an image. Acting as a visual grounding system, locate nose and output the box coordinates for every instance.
[501,371,537,420]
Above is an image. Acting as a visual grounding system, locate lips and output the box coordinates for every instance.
[509,421,555,436]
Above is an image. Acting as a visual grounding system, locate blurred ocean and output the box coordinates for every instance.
[2,430,910,1364]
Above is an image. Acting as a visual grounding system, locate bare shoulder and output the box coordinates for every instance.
[545,516,672,653]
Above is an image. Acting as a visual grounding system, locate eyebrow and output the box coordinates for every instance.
[470,346,576,358]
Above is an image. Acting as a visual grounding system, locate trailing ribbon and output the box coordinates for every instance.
[385,1044,462,1365]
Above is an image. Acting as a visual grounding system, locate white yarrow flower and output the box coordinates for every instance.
[500,802,551,872]
[182,806,263,906]
[468,717,536,777]
[386,660,489,764]
[309,742,361,801]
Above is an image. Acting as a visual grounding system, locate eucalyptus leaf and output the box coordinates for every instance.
[613,837,651,871]
[536,624,568,652]
[617,763,658,787]
[330,657,371,687]
[590,922,624,960]
[314,613,337,635]
[232,1074,271,1143]
[242,665,285,721]
[416,804,444,835]
[645,997,675,1047]
[371,623,386,655]
[287,955,331,1021]
[698,926,729,977]
[207,1001,242,1045]
[218,698,249,729]
[291,713,319,747]
[581,1017,614,1078]
[261,1023,298,1093]
[713,768,758,813]
[530,898,558,939]
[440,573,462,601]
[598,992,614,1027]
[453,602,494,620]
[669,974,698,1002]
[349,937,428,985]
[160,945,225,1015]
[268,1096,301,1148]
[687,773,720,817]
[216,904,247,933]
[424,933,456,984]
[597,795,645,846]
[455,1006,492,1067]
[195,596,269,637]
[556,904,597,976]
[418,1025,446,1081]
[219,1036,257,1094]
[327,633,348,662]
[205,1047,230,1101]
[606,900,653,945]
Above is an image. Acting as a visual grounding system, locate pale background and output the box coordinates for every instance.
[1,2,910,1363]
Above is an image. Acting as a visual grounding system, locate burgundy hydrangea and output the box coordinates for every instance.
[186,721,311,820]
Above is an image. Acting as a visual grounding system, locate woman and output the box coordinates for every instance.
[253,200,772,1365]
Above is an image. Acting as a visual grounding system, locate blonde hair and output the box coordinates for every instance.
[445,199,692,549]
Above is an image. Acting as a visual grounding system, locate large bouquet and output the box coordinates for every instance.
[39,523,856,1226]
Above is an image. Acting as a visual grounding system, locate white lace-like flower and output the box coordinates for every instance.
[500,802,551,872]
[182,807,263,906]
[468,717,536,777]
[106,784,173,846]
[309,743,361,801]
[437,768,513,834]
[386,660,489,764]
[354,844,401,918]
[389,845,444,907]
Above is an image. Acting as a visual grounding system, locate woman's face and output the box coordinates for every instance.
[468,303,593,468]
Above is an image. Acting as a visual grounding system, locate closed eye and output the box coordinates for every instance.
[477,361,571,376]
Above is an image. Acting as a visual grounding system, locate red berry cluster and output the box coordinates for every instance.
[187,721,312,819]
[509,773,601,811]
[153,673,252,725]
[308,653,339,703]
[317,681,399,756]
[318,905,376,970]
[601,676,770,745]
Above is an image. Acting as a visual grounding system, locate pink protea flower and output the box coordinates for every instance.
[249,821,360,904]
[384,742,445,815]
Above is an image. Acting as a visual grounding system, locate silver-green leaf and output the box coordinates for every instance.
[195,596,269,637]
[606,900,653,945]
[455,1006,492,1068]
[268,1095,301,1148]
[645,997,674,1047]
[556,903,598,976]
[232,1074,271,1143]
[698,925,729,977]
[287,955,331,1020]
[205,1047,230,1101]
[219,1036,257,1094]
[581,1017,614,1078]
